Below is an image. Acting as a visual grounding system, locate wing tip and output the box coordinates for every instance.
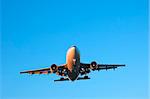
[121,64,126,66]
[20,71,28,74]
[20,72,24,74]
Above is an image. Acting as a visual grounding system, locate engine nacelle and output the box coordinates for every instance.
[90,61,98,70]
[51,64,57,73]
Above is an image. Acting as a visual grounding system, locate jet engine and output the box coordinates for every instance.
[90,61,98,70]
[51,64,57,73]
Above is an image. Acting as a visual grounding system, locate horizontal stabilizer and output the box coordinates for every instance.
[54,78,69,82]
[54,76,90,82]
[77,76,90,80]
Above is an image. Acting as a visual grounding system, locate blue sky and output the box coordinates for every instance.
[1,0,148,99]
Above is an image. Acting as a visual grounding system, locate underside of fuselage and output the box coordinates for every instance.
[68,67,79,81]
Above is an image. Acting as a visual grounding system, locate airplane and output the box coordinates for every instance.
[20,46,125,82]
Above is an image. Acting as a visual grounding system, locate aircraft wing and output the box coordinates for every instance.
[97,64,125,70]
[20,64,67,75]
[80,62,125,74]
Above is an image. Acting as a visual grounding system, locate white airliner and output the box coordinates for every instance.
[20,46,125,82]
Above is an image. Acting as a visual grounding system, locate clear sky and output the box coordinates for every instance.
[1,0,148,99]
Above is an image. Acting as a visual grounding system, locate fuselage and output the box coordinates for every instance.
[66,46,80,81]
